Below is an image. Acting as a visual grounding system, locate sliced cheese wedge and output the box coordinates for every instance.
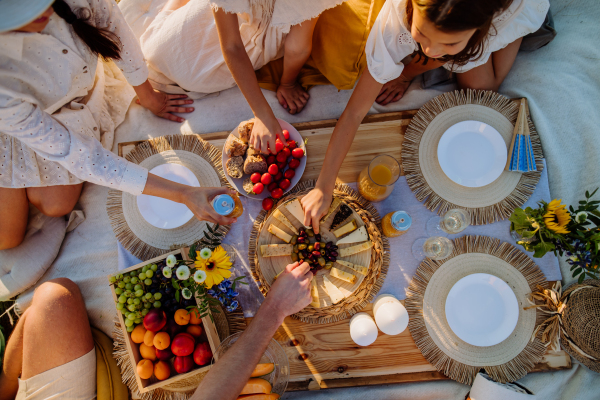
[268,224,292,243]
[285,199,309,228]
[273,209,298,235]
[333,219,357,238]
[321,198,342,222]
[310,279,320,308]
[335,260,369,275]
[338,241,373,257]
[322,275,344,304]
[330,267,356,284]
[260,244,293,257]
[336,226,369,245]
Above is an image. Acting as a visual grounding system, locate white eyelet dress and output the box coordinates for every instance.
[365,0,550,84]
[0,0,149,195]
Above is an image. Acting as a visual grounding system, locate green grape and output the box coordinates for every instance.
[123,276,130,283]
[150,264,158,271]
[134,284,142,291]
[146,270,154,278]
[144,279,152,286]
[128,304,136,312]
[118,295,126,304]
[134,318,142,324]
[154,293,162,300]
[127,313,136,320]
[125,283,133,290]
[117,274,124,280]
[153,301,162,308]
[131,277,139,284]
[135,290,144,297]
[133,298,141,305]
[139,272,147,280]
[126,325,135,332]
[142,265,149,273]
[116,302,124,310]
[127,298,133,305]
[115,288,123,295]
[117,281,125,289]
[109,276,117,284]
[142,309,149,316]
[130,271,137,277]
[136,311,143,318]
[145,293,153,300]
[124,319,134,327]
[144,303,152,309]
[121,309,128,316]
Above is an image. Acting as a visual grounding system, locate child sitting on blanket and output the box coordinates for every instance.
[0,0,234,250]
[139,0,343,153]
[300,0,551,231]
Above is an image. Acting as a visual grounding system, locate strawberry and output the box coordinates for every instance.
[288,140,297,150]
[252,182,264,195]
[282,147,291,158]
[276,152,287,163]
[275,140,284,153]
[268,164,279,175]
[262,197,274,211]
[279,179,291,190]
[288,158,300,169]
[292,148,304,158]
[284,169,295,179]
[267,182,278,192]
[250,172,261,184]
[282,130,290,140]
[271,188,283,199]
[260,173,272,185]
[266,155,276,165]
[273,171,283,182]
[277,162,286,171]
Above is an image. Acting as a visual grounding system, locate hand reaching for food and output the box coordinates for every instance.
[250,116,286,154]
[301,187,332,234]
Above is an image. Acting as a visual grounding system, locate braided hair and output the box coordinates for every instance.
[52,0,122,60]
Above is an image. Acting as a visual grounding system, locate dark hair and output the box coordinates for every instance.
[406,0,513,66]
[52,0,122,61]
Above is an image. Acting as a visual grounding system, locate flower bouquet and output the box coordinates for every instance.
[509,189,600,282]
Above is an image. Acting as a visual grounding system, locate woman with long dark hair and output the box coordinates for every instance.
[0,0,234,250]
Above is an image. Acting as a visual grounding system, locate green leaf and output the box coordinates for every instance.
[578,273,586,284]
[175,290,180,302]
[533,241,555,258]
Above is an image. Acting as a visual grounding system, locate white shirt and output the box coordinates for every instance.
[365,0,550,84]
[0,0,149,195]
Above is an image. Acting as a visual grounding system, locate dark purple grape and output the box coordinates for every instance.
[330,257,337,263]
[315,234,322,242]
[297,236,306,244]
[330,251,338,257]
[325,242,332,249]
[332,245,338,251]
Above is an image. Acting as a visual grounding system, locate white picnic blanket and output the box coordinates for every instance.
[15,0,600,398]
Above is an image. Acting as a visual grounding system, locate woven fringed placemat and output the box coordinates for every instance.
[113,304,247,400]
[405,235,548,385]
[249,180,390,324]
[401,90,544,225]
[107,135,230,260]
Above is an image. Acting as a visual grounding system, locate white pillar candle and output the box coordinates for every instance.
[349,312,378,346]
[373,294,409,336]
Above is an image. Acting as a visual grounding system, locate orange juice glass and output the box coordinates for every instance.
[357,155,400,202]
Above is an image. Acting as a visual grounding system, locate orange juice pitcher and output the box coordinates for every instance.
[358,155,400,202]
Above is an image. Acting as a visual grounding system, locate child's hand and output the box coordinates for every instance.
[300,186,332,234]
[376,75,411,105]
[276,83,310,115]
[250,116,286,154]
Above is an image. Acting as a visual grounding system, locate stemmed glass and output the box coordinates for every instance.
[412,236,454,261]
[426,208,471,237]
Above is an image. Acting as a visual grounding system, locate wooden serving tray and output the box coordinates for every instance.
[119,107,571,391]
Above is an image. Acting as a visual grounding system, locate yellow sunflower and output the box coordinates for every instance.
[195,246,232,287]
[544,199,571,234]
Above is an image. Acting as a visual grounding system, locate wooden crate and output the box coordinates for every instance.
[108,248,221,393]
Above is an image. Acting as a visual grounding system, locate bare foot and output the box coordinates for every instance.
[376,75,411,105]
[276,83,309,115]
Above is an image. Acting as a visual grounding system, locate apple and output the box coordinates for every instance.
[143,309,167,332]
[193,342,213,366]
[155,347,174,361]
[173,355,195,374]
[171,333,195,357]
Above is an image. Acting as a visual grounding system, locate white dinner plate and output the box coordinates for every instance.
[445,273,519,347]
[137,164,200,229]
[222,118,307,200]
[437,121,507,188]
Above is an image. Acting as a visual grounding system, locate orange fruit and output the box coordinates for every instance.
[186,325,203,338]
[143,330,156,347]
[131,325,147,344]
[174,309,191,325]
[139,343,157,361]
[136,359,154,380]
[189,309,202,325]
[154,360,171,381]
[153,332,171,350]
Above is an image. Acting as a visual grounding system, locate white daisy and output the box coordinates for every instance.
[199,248,212,259]
[576,211,588,223]
[194,270,207,284]
[182,288,193,300]
[176,265,190,280]
[162,266,172,278]
[166,254,177,268]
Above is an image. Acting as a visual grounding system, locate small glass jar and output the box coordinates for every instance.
[357,155,401,202]
[212,193,244,218]
[382,211,412,238]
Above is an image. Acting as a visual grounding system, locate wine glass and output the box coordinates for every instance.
[426,209,470,237]
[412,236,454,261]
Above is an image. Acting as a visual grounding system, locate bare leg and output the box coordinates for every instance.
[276,17,319,115]
[0,188,29,250]
[0,278,93,399]
[27,183,83,218]
[457,37,523,92]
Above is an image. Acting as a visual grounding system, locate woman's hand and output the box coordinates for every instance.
[264,262,313,321]
[250,116,286,154]
[301,185,332,234]
[133,80,194,122]
[376,75,411,105]
[181,187,239,225]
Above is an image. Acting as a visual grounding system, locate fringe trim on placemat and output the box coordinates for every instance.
[401,90,544,225]
[106,134,231,260]
[405,235,548,385]
[248,180,390,324]
[112,303,246,399]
